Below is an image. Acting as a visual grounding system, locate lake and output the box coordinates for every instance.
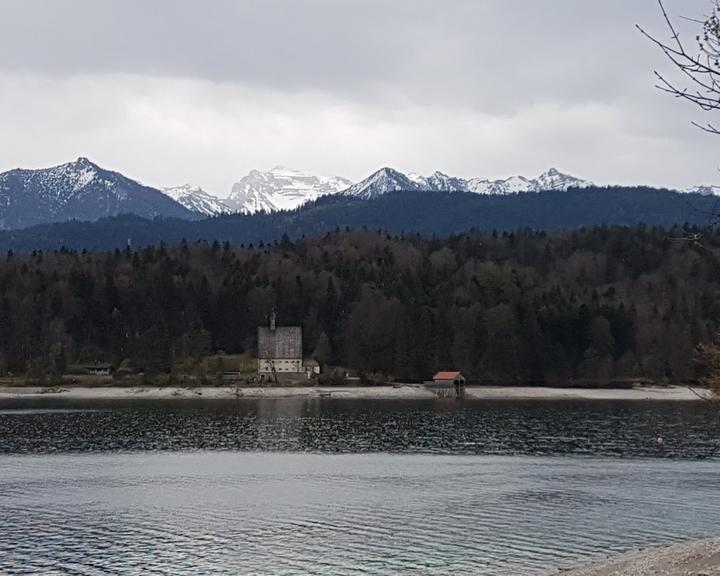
[0,398,718,575]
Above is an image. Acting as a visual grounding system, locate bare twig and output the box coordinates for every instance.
[638,0,720,121]
[687,385,715,402]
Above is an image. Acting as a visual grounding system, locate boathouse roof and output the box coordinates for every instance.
[433,371,463,381]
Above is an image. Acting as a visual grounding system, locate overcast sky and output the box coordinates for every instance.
[0,0,716,195]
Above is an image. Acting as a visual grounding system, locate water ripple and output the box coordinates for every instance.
[0,400,719,574]
[2,453,717,575]
[0,398,717,458]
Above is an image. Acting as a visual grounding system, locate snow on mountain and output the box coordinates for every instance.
[342,167,592,199]
[0,157,195,230]
[533,168,591,192]
[162,184,229,216]
[465,175,535,194]
[464,168,590,195]
[226,166,352,214]
[0,159,602,230]
[222,165,594,213]
[685,185,720,196]
[409,171,468,192]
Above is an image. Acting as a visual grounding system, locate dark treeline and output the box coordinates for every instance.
[1,225,719,383]
[0,186,717,252]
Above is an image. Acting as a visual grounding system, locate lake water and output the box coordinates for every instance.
[0,398,719,575]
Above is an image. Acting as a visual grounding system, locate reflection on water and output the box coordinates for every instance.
[0,399,718,574]
[0,398,717,457]
[0,452,719,575]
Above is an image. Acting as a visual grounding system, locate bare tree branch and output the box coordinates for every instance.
[638,0,720,123]
[642,0,720,243]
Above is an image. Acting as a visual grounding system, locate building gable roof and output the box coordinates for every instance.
[258,326,302,359]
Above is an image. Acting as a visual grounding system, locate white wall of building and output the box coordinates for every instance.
[258,359,303,374]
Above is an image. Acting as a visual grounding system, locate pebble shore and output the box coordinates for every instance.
[559,539,720,576]
[0,384,707,401]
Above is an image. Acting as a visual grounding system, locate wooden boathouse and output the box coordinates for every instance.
[429,371,466,398]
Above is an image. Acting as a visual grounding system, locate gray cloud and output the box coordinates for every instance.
[0,0,716,194]
[0,1,660,104]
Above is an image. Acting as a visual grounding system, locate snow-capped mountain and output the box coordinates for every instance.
[228,166,593,209]
[533,167,590,192]
[0,160,609,230]
[342,167,592,199]
[465,168,591,195]
[466,175,535,195]
[0,158,195,230]
[414,171,468,192]
[341,168,422,200]
[162,184,229,216]
[227,166,352,214]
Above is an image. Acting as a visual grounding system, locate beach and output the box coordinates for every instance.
[0,384,710,401]
[559,538,720,575]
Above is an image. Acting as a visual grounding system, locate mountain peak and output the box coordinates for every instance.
[365,166,406,180]
[161,184,228,216]
[227,167,352,214]
[0,158,194,230]
[342,167,420,200]
[68,157,101,173]
[534,168,590,191]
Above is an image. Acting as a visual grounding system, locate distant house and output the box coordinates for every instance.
[303,359,320,379]
[431,371,466,398]
[257,312,303,375]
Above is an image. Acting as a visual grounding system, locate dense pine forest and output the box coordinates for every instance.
[2,225,719,384]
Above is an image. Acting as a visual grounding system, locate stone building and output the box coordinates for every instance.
[257,312,303,375]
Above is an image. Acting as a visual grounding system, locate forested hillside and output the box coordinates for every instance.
[2,226,719,384]
[0,186,716,252]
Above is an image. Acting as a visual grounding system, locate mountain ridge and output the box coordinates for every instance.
[341,166,593,200]
[223,165,596,212]
[0,185,715,252]
[2,158,720,230]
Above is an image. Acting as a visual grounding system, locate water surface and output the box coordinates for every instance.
[0,398,717,457]
[0,399,718,575]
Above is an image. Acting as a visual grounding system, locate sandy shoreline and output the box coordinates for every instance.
[0,384,710,401]
[557,538,720,575]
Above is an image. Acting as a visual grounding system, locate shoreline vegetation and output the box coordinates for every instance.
[0,384,708,401]
[558,538,720,575]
